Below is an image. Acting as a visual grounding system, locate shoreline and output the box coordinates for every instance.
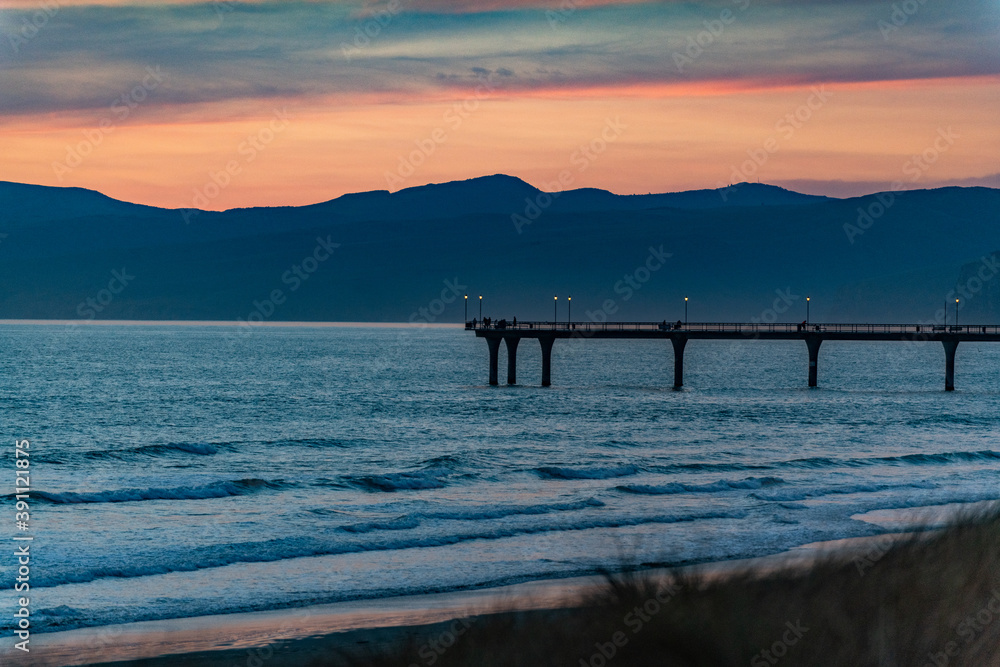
[4,532,904,667]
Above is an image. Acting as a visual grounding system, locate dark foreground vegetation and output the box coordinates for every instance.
[334,507,1000,667]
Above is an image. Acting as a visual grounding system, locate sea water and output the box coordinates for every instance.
[2,323,999,633]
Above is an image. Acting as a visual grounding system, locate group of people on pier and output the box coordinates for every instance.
[472,317,519,330]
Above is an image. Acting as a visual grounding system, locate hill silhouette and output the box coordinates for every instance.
[0,176,996,324]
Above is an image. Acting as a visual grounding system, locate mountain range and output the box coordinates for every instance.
[0,175,997,324]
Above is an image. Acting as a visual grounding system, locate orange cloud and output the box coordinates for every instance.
[2,75,997,209]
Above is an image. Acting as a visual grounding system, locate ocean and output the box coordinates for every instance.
[3,323,1000,634]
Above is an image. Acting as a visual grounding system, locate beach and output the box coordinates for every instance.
[5,325,1000,665]
[8,530,920,666]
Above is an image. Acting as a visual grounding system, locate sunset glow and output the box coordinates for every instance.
[2,0,998,208]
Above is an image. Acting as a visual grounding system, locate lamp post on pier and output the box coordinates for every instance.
[464,295,468,323]
[807,296,810,324]
[479,295,482,321]
[554,295,558,324]
[956,298,960,327]
[568,296,571,326]
[684,297,689,324]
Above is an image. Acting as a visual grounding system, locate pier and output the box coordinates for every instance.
[468,321,1000,391]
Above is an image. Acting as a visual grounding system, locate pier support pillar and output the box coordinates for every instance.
[487,337,501,386]
[671,335,688,389]
[505,337,520,385]
[540,336,555,387]
[806,335,823,388]
[943,339,959,392]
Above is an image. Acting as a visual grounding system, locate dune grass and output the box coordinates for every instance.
[331,506,1000,666]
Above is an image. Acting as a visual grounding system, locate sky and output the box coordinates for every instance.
[0,0,998,210]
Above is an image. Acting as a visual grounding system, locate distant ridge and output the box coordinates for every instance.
[0,175,829,226]
[0,175,998,323]
[296,175,831,222]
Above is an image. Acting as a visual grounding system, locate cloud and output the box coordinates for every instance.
[0,0,997,117]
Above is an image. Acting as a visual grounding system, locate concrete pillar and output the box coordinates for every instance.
[505,336,520,385]
[943,339,959,391]
[487,337,501,386]
[539,336,555,387]
[806,335,822,388]
[671,335,688,389]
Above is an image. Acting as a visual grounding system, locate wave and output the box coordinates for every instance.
[339,516,422,533]
[782,450,1000,470]
[635,450,1000,476]
[750,480,939,502]
[87,442,223,459]
[25,478,285,505]
[339,498,609,533]
[536,464,641,480]
[617,476,785,496]
[347,471,448,492]
[658,462,775,473]
[419,498,607,522]
[21,508,746,589]
[878,450,1000,465]
[35,442,225,464]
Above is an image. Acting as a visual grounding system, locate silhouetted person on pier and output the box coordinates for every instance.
[472,318,477,328]
[660,319,667,331]
[513,317,517,327]
[674,320,683,330]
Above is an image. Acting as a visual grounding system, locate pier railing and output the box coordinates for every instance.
[466,321,1000,335]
